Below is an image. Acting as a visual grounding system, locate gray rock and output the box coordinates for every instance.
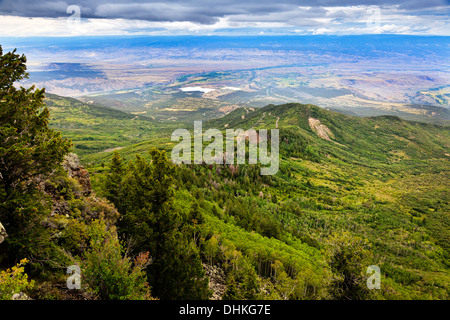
[203,263,226,300]
[62,152,80,174]
[11,292,32,300]
[62,153,92,196]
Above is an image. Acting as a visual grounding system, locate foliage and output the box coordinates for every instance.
[0,258,35,300]
[324,231,372,300]
[68,101,450,299]
[105,148,211,299]
[44,93,173,157]
[82,219,153,300]
[2,45,449,300]
[0,46,71,266]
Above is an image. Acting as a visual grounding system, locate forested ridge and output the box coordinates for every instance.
[1,46,449,300]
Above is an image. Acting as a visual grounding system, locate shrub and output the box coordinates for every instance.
[82,219,153,300]
[0,258,35,300]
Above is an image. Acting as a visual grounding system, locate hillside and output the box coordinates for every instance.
[3,68,449,299]
[44,93,177,156]
[83,102,450,169]
[70,102,450,299]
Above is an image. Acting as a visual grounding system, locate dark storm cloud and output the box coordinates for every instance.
[0,0,448,24]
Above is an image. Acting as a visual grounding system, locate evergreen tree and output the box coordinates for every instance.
[104,150,125,214]
[0,46,71,264]
[107,148,211,299]
[240,266,261,299]
[325,231,372,300]
[223,275,240,300]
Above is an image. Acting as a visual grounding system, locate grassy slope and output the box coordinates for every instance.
[45,93,179,157]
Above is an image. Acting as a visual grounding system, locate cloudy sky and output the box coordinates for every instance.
[0,0,449,36]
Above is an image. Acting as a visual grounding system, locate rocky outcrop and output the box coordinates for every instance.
[62,153,92,196]
[59,154,119,223]
[308,117,345,147]
[203,264,226,300]
[308,117,334,141]
[11,292,32,300]
[50,201,71,217]
[41,153,119,228]
[0,221,7,244]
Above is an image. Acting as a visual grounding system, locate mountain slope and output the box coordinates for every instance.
[73,102,450,299]
[85,102,449,170]
[45,93,175,156]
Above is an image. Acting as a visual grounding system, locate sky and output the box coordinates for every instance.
[0,0,449,37]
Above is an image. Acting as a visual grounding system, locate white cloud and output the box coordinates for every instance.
[310,28,336,35]
[0,3,449,36]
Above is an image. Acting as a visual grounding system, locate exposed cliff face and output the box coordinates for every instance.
[40,153,119,226]
[62,153,92,196]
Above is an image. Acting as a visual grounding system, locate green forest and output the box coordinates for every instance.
[1,46,449,301]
